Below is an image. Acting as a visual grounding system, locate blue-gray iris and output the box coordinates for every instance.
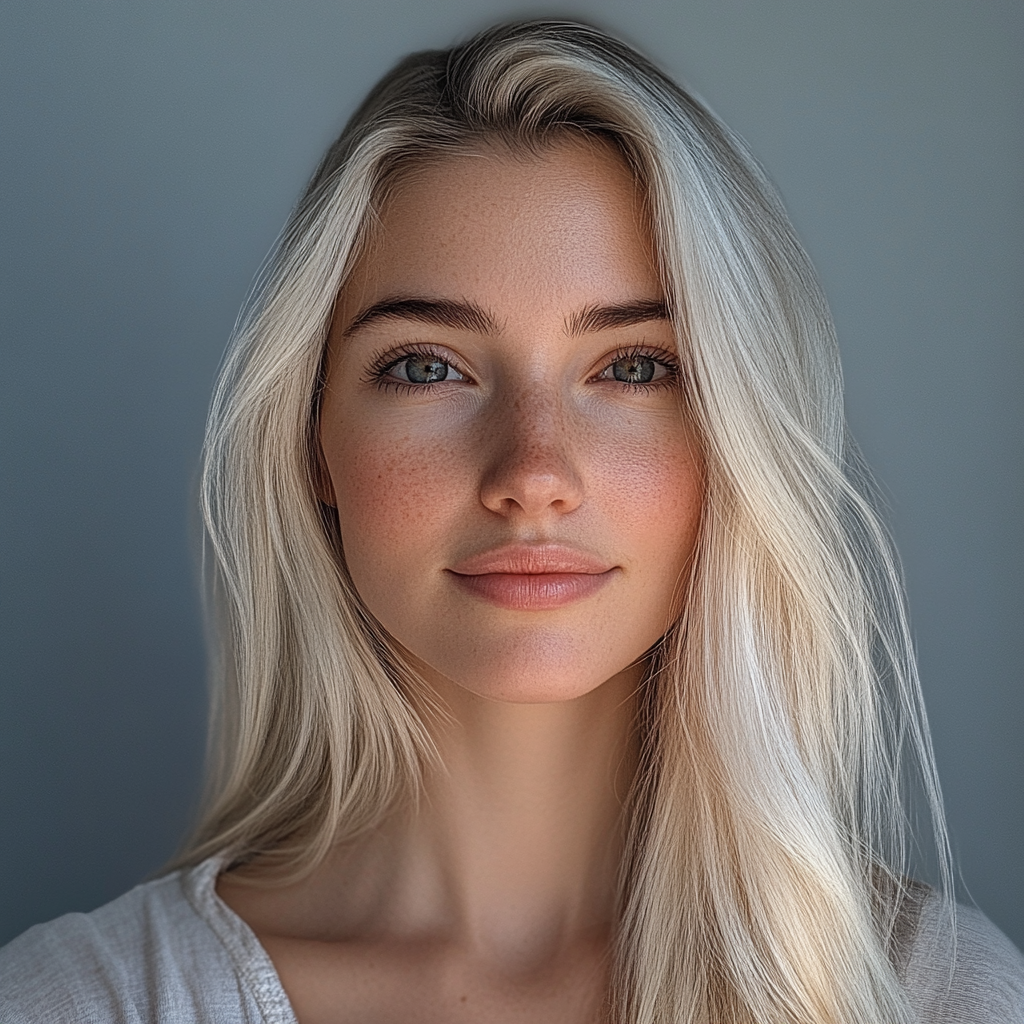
[406,355,449,383]
[612,355,655,384]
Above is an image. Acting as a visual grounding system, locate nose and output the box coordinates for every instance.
[478,387,584,520]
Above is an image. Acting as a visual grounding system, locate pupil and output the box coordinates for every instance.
[406,355,448,383]
[612,355,656,384]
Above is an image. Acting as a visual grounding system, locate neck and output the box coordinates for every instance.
[291,666,641,968]
[408,668,639,962]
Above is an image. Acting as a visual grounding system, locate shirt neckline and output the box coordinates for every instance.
[180,854,300,1024]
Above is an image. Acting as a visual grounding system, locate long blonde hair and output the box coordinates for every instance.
[180,20,950,1023]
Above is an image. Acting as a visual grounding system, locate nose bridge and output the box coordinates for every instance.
[507,376,566,459]
[479,374,583,517]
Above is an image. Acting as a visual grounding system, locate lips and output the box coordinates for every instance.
[446,544,616,610]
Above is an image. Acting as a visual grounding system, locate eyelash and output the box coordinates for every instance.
[364,343,681,392]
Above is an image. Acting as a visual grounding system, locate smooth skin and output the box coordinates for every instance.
[219,138,704,1023]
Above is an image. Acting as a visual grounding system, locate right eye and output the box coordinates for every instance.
[368,348,471,387]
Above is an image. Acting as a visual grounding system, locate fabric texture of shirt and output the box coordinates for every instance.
[0,855,1022,1023]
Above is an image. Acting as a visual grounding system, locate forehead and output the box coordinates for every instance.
[339,137,661,317]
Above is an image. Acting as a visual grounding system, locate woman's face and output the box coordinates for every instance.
[320,139,702,704]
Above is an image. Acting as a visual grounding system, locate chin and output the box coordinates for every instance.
[391,625,649,707]
[432,646,632,705]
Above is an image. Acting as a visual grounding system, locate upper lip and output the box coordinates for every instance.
[448,543,615,576]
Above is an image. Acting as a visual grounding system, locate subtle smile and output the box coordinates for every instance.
[446,544,617,611]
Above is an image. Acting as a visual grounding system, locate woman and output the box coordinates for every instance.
[1,19,1020,1024]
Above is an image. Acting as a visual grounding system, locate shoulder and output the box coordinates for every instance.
[904,890,1024,1024]
[0,859,288,1024]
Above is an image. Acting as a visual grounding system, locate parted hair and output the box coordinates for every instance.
[177,20,951,1023]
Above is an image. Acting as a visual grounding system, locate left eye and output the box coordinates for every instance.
[599,354,667,384]
[388,354,465,384]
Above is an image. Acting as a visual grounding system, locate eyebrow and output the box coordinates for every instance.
[342,295,671,338]
[566,299,670,336]
[343,298,498,337]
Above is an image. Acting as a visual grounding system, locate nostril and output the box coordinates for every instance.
[479,453,584,519]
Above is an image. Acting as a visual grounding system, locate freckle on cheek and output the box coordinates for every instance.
[335,439,455,547]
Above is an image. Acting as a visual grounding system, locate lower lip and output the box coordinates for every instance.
[447,570,615,611]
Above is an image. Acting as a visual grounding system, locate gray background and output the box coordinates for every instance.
[1,0,1021,949]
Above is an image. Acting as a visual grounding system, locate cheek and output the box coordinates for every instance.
[325,420,468,582]
[588,416,702,552]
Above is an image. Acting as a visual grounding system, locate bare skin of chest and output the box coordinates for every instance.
[253,932,609,1024]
